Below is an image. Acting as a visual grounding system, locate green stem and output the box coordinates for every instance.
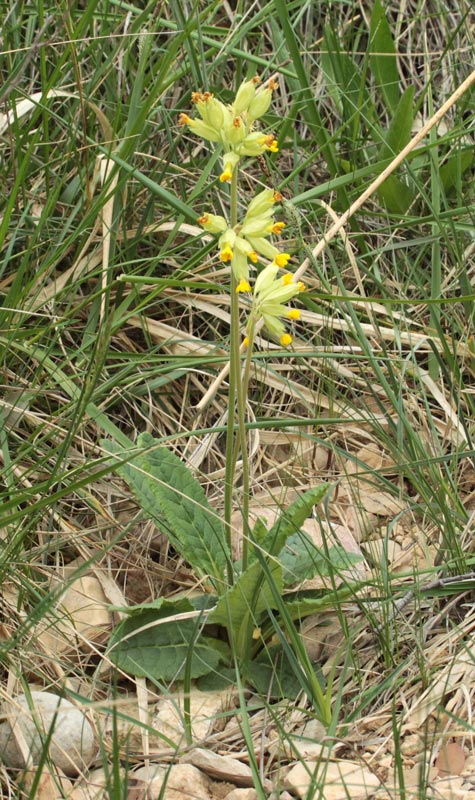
[223,170,240,586]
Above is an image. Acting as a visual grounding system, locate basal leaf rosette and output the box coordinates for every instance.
[198,188,289,284]
[178,77,279,182]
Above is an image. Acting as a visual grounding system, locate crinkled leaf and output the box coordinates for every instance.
[281,532,362,585]
[248,645,325,700]
[209,559,282,638]
[196,666,236,692]
[102,434,230,591]
[108,600,220,681]
[369,0,400,114]
[284,586,354,621]
[253,485,329,563]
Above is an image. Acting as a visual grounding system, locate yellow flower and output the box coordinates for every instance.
[236,279,251,293]
[273,253,291,268]
[250,264,303,344]
[220,246,233,262]
[220,151,240,182]
[287,308,301,320]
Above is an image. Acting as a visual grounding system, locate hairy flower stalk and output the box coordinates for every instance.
[179,74,304,570]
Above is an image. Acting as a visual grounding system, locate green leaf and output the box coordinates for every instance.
[196,666,237,693]
[283,586,355,621]
[369,0,399,114]
[209,559,283,636]
[281,532,363,586]
[102,434,231,591]
[247,645,325,700]
[377,174,415,214]
[377,87,416,213]
[322,25,372,127]
[379,85,415,159]
[255,485,330,562]
[108,600,221,681]
[440,148,475,193]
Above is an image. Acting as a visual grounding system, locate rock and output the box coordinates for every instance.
[67,767,114,799]
[130,762,213,800]
[284,760,381,800]
[180,748,255,787]
[151,688,228,746]
[224,790,258,800]
[0,691,96,777]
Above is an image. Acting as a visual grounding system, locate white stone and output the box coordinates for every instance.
[0,691,95,777]
[151,689,228,746]
[224,790,258,800]
[130,762,213,800]
[284,760,381,800]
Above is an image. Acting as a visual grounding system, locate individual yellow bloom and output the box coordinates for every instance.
[287,308,301,320]
[265,136,279,153]
[271,221,286,234]
[273,253,291,268]
[234,235,259,263]
[220,246,233,262]
[297,281,306,292]
[282,272,293,285]
[243,336,250,347]
[240,216,276,238]
[280,333,293,347]
[220,151,240,182]
[236,279,251,293]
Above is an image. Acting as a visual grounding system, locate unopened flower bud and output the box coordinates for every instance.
[233,77,259,115]
[197,213,228,233]
[247,79,277,122]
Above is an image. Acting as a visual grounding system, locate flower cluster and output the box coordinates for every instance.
[197,187,290,284]
[180,75,304,346]
[179,78,279,183]
[245,265,304,347]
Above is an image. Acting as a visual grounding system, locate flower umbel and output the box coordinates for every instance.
[198,186,288,283]
[249,264,305,346]
[179,77,279,180]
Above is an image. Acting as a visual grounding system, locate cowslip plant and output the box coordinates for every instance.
[103,74,361,721]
